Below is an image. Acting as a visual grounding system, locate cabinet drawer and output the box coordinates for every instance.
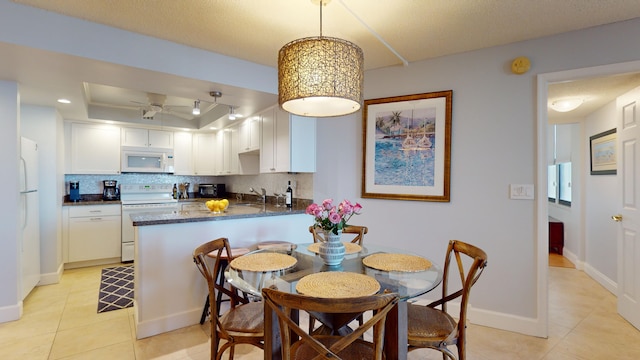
[69,205,121,217]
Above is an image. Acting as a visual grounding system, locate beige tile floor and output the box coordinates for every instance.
[1,262,640,359]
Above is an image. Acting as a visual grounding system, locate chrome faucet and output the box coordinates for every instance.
[249,187,267,203]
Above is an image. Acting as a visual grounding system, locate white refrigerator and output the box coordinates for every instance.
[19,137,40,300]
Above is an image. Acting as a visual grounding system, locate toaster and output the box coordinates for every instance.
[199,184,225,198]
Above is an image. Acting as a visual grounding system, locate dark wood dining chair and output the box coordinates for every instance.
[309,225,368,245]
[199,247,251,324]
[193,238,264,360]
[407,240,488,360]
[262,287,399,360]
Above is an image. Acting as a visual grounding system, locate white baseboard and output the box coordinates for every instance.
[64,257,121,270]
[38,263,64,285]
[407,300,546,338]
[134,302,202,339]
[0,301,22,324]
[559,248,617,295]
[584,262,617,295]
[468,305,545,337]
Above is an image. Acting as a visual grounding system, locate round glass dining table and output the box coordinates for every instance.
[226,243,443,360]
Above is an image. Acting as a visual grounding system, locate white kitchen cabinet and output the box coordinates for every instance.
[122,128,173,149]
[173,131,194,175]
[238,117,260,153]
[216,129,236,175]
[193,133,217,175]
[70,123,121,174]
[260,106,316,173]
[67,205,121,263]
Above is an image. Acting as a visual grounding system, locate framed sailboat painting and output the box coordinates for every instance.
[361,90,452,202]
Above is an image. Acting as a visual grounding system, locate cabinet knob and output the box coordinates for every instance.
[612,214,623,222]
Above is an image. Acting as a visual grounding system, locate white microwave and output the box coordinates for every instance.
[121,147,174,173]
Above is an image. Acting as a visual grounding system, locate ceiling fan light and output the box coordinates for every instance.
[550,98,583,112]
[192,100,200,115]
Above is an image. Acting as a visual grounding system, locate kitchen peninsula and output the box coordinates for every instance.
[132,202,311,339]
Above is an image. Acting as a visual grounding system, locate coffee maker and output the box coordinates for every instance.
[103,180,120,200]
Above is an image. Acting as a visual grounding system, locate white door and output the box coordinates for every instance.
[616,86,640,330]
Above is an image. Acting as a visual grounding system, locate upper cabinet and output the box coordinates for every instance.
[121,128,173,149]
[173,131,194,175]
[216,128,236,175]
[238,117,260,154]
[68,123,121,174]
[260,106,316,173]
[193,133,217,175]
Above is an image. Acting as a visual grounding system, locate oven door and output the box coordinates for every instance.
[121,202,179,262]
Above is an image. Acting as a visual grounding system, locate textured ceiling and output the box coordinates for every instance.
[7,0,640,126]
[13,0,640,70]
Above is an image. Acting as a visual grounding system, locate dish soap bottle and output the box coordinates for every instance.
[285,181,293,208]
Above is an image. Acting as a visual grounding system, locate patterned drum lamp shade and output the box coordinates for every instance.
[278,35,364,118]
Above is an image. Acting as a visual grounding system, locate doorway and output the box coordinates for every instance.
[537,60,640,337]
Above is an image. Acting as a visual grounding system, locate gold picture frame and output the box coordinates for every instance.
[362,91,452,202]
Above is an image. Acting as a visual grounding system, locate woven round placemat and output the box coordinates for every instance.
[362,253,432,272]
[229,252,297,272]
[307,242,362,255]
[296,272,380,298]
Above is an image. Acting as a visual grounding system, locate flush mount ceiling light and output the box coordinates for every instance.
[550,98,584,112]
[278,0,363,117]
[192,100,200,115]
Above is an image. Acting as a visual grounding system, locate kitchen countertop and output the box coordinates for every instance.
[131,201,307,226]
[62,194,121,206]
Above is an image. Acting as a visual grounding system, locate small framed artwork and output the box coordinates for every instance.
[361,90,452,202]
[589,128,617,175]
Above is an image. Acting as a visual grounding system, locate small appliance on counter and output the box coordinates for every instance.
[69,181,81,202]
[199,183,225,198]
[102,180,120,200]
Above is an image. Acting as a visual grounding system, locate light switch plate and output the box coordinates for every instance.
[510,184,534,199]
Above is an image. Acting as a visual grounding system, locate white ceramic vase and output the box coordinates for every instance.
[318,229,346,266]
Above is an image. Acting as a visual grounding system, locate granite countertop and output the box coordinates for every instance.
[131,201,307,226]
[62,194,121,206]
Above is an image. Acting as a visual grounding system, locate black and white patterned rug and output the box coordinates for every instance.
[97,265,134,313]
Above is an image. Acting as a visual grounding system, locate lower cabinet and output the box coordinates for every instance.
[65,205,121,263]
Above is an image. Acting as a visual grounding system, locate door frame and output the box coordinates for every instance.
[536,60,640,338]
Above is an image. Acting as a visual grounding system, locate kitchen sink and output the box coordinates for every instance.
[227,204,271,214]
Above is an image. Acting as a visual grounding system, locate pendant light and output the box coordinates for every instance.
[192,100,200,115]
[278,0,364,117]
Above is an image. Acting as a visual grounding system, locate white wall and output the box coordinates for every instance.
[315,18,640,335]
[21,105,65,284]
[584,101,618,287]
[0,81,21,322]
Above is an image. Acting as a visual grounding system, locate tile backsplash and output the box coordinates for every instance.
[64,173,314,200]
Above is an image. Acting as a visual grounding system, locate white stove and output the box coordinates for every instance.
[120,184,179,262]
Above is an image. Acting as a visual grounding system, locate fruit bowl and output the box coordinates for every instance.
[205,199,229,213]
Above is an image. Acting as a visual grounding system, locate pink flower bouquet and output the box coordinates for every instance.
[305,198,363,235]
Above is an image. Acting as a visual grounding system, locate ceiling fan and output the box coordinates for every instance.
[131,92,193,119]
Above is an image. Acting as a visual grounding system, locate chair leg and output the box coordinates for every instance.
[200,295,210,325]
